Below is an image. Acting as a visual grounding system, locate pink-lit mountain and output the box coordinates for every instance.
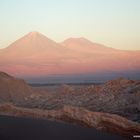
[0,31,140,81]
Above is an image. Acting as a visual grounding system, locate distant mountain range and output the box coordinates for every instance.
[0,31,140,82]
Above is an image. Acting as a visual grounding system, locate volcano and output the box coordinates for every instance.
[0,31,140,81]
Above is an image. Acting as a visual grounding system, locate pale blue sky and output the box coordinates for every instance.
[0,0,140,50]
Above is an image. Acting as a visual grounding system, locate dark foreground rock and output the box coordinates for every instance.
[0,113,126,140]
[0,103,139,139]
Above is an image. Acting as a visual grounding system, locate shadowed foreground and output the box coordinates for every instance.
[0,115,126,140]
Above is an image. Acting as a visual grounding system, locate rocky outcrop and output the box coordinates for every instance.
[39,78,140,122]
[0,71,41,104]
[0,72,139,122]
[59,106,140,138]
[0,103,139,139]
[0,72,140,139]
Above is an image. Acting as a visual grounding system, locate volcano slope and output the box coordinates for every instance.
[0,32,140,79]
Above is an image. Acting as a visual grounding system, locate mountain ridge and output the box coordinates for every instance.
[61,37,116,53]
[0,31,140,79]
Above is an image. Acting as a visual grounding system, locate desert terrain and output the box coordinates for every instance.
[0,71,140,139]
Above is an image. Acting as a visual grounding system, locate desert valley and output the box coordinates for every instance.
[0,32,140,140]
[0,0,140,139]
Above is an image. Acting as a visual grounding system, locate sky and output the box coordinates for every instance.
[0,0,140,50]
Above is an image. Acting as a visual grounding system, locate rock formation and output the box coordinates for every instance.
[0,72,140,139]
[0,103,139,139]
[0,71,41,104]
[37,78,140,122]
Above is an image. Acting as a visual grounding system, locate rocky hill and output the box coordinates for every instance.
[0,72,140,138]
[0,71,41,104]
[38,78,140,122]
[0,72,139,122]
